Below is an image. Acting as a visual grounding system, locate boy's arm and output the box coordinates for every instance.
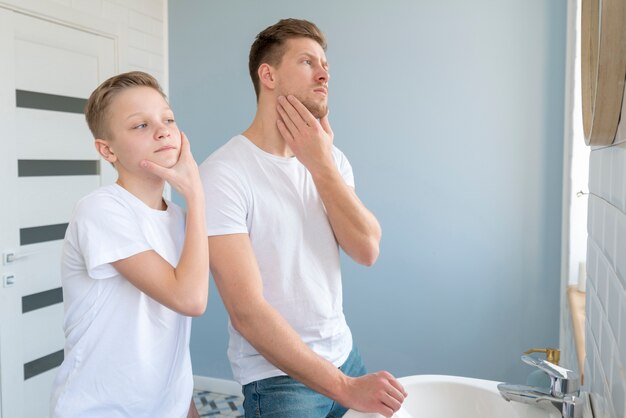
[112,133,209,316]
[209,233,405,417]
[187,398,199,418]
[276,95,381,266]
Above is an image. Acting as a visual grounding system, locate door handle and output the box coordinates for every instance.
[3,251,34,265]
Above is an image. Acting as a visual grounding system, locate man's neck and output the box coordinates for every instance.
[243,98,294,157]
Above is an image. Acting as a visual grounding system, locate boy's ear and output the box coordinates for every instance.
[258,63,276,90]
[94,139,117,163]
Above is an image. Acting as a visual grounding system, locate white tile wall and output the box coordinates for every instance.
[564,141,626,418]
[50,0,71,6]
[7,0,168,88]
[129,9,162,37]
[102,1,129,24]
[71,0,103,15]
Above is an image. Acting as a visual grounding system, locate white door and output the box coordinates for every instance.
[0,9,116,417]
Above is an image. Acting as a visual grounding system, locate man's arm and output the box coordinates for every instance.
[276,95,381,266]
[209,234,405,417]
[309,167,381,266]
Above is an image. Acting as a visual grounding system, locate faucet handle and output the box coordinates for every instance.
[521,355,580,396]
[524,348,560,365]
[522,354,569,379]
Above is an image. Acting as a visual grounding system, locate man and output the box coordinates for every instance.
[200,18,406,418]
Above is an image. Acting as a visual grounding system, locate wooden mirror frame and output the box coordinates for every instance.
[581,0,626,146]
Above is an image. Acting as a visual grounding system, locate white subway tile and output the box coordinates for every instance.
[128,28,162,54]
[618,397,626,418]
[608,385,618,418]
[602,376,613,418]
[149,53,165,71]
[129,0,163,21]
[593,196,606,248]
[604,205,617,269]
[587,239,598,290]
[616,211,626,290]
[600,316,615,387]
[590,340,599,395]
[600,148,613,202]
[71,0,102,15]
[611,148,625,211]
[589,150,601,194]
[619,290,625,344]
[607,271,621,343]
[151,70,165,89]
[586,289,595,342]
[128,66,163,82]
[129,10,162,36]
[611,358,625,418]
[617,297,626,374]
[588,193,596,235]
[50,0,72,6]
[591,289,603,348]
[126,63,151,73]
[593,346,610,418]
[588,144,626,418]
[598,254,609,314]
[102,1,128,24]
[585,314,595,350]
[127,47,153,69]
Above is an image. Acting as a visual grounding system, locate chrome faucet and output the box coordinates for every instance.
[497,353,585,418]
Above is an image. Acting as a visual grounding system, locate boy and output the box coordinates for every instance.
[50,71,208,418]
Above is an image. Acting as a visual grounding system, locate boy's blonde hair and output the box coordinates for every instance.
[85,71,166,139]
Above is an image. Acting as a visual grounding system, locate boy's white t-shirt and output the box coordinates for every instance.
[50,183,193,418]
[200,135,354,385]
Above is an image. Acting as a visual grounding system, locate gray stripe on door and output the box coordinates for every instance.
[22,287,63,314]
[23,350,64,380]
[18,160,100,177]
[20,223,68,245]
[16,89,87,114]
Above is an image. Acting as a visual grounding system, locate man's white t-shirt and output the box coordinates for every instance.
[200,135,354,385]
[50,184,193,418]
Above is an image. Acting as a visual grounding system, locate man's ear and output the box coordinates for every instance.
[258,63,276,90]
[94,139,117,163]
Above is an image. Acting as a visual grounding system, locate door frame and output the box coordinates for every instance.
[0,4,122,417]
[0,0,124,52]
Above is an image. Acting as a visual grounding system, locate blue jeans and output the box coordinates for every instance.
[242,345,367,418]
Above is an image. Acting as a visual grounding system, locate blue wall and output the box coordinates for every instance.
[169,0,567,383]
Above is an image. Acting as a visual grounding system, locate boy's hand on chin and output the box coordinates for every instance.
[140,132,203,200]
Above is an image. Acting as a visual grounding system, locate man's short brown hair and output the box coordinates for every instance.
[85,71,166,139]
[249,18,326,100]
